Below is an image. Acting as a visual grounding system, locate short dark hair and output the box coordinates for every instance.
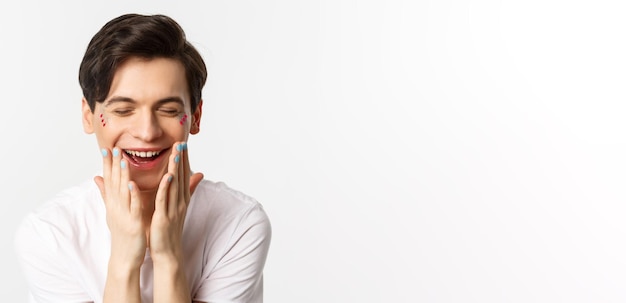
[79,14,207,113]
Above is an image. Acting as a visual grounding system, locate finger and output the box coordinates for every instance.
[183,143,203,199]
[111,147,122,190]
[182,143,203,197]
[189,172,204,196]
[167,142,183,215]
[120,158,131,211]
[167,141,183,176]
[127,181,141,217]
[178,143,186,209]
[100,147,112,193]
[182,142,191,204]
[155,174,173,215]
[168,172,179,215]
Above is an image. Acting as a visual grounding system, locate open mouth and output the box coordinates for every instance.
[123,148,169,168]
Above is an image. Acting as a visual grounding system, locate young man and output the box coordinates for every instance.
[15,14,271,303]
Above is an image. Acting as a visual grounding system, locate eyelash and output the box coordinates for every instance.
[160,109,180,115]
[113,109,133,116]
[111,108,181,116]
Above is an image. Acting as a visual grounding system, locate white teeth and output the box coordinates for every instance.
[124,150,161,158]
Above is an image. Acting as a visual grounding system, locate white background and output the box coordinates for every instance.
[2,0,626,302]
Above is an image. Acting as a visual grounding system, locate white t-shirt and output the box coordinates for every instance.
[15,178,271,303]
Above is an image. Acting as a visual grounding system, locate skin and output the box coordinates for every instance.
[81,57,205,303]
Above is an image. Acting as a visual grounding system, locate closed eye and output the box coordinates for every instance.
[159,108,182,116]
[113,109,133,116]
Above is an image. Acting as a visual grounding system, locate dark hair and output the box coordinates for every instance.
[79,14,207,113]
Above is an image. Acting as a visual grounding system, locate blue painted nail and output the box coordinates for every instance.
[112,148,119,157]
[101,149,108,157]
[183,142,188,150]
[128,183,133,190]
[174,155,180,163]
[167,175,173,182]
[121,160,126,169]
[176,143,183,152]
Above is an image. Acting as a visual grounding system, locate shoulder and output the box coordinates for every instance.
[15,179,103,251]
[23,179,102,221]
[190,179,270,222]
[189,180,271,301]
[186,179,271,242]
[14,180,102,302]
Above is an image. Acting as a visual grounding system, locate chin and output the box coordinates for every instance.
[132,175,164,191]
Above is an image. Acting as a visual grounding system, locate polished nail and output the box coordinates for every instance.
[101,149,108,157]
[176,143,184,152]
[167,175,173,182]
[128,183,133,190]
[175,155,180,163]
[112,148,120,157]
[121,160,126,169]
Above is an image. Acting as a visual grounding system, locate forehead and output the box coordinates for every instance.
[106,57,190,107]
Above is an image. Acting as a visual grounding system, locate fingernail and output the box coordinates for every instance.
[174,155,180,163]
[128,183,133,190]
[176,143,183,152]
[167,175,173,182]
[112,148,120,157]
[120,160,126,169]
[101,149,108,157]
[183,142,188,150]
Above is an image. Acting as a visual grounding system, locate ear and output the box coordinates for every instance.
[82,98,95,134]
[190,100,203,135]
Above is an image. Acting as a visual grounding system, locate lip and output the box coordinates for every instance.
[122,147,170,171]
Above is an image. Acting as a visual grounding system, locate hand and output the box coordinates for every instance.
[94,147,147,270]
[149,142,204,262]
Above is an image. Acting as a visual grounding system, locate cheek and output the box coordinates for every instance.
[94,118,123,146]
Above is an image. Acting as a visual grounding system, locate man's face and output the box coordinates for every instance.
[82,57,201,190]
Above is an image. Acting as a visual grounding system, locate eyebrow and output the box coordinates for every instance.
[104,96,186,107]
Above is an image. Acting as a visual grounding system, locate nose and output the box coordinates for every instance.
[129,110,163,142]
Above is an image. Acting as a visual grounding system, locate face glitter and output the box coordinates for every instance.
[179,113,188,125]
[99,112,108,127]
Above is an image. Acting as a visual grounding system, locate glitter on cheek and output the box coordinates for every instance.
[99,112,109,127]
[179,113,188,125]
